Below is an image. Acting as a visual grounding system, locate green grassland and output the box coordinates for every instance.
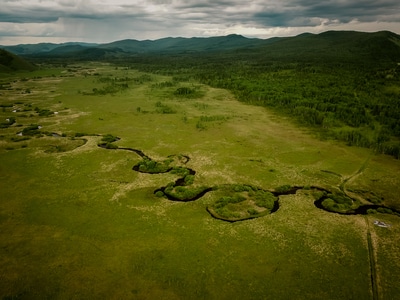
[1,63,400,299]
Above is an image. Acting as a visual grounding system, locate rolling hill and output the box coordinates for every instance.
[0,49,37,72]
[1,30,400,64]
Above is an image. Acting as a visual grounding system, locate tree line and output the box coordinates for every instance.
[117,49,400,159]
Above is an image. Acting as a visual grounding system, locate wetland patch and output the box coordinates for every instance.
[98,137,400,222]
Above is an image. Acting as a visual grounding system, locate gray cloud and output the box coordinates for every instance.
[253,0,400,26]
[0,0,399,45]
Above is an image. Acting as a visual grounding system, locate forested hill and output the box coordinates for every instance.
[253,30,400,63]
[0,34,265,58]
[1,30,400,63]
[0,49,37,72]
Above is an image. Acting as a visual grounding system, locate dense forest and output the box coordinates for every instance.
[115,32,400,159]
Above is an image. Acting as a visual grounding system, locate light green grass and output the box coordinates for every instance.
[1,63,399,299]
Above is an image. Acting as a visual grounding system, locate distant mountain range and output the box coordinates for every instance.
[1,34,266,57]
[1,30,400,69]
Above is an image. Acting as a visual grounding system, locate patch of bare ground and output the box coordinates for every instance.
[46,110,89,127]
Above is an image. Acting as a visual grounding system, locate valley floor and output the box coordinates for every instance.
[0,63,399,299]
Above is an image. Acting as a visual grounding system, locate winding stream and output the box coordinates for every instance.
[98,142,400,222]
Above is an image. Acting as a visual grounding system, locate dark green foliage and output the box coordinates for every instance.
[90,77,129,95]
[0,117,15,128]
[164,185,208,201]
[0,49,36,72]
[210,184,278,220]
[170,167,190,177]
[137,157,172,173]
[98,134,119,149]
[175,87,194,95]
[275,185,292,193]
[155,190,164,197]
[21,124,41,136]
[133,74,152,84]
[104,143,118,149]
[232,184,254,193]
[34,107,53,117]
[214,195,246,208]
[183,175,195,186]
[321,193,358,212]
[152,81,175,88]
[247,208,258,216]
[253,190,276,209]
[155,101,176,114]
[174,86,204,98]
[91,84,128,95]
[74,132,87,137]
[377,207,393,214]
[101,134,119,143]
[312,190,327,200]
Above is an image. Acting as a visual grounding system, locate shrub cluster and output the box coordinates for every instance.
[98,134,119,149]
[170,167,190,177]
[274,184,292,193]
[174,86,204,98]
[164,184,208,201]
[34,107,53,117]
[21,124,41,136]
[101,134,119,143]
[155,101,176,114]
[321,193,358,212]
[0,117,15,128]
[136,157,173,173]
[211,185,277,220]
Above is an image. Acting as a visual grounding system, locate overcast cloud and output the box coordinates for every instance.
[0,0,399,45]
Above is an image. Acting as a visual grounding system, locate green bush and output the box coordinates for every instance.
[377,207,393,214]
[164,186,208,201]
[105,143,118,149]
[254,191,276,209]
[233,184,253,192]
[215,207,240,219]
[34,107,53,117]
[170,167,190,176]
[275,185,292,193]
[101,134,119,143]
[22,124,41,136]
[75,132,87,137]
[155,191,165,198]
[184,175,195,186]
[137,157,172,173]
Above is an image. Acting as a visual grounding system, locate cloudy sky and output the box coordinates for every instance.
[1,0,399,45]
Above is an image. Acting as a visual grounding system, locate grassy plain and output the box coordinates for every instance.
[0,63,400,299]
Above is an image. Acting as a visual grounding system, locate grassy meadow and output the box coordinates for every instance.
[1,63,400,299]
